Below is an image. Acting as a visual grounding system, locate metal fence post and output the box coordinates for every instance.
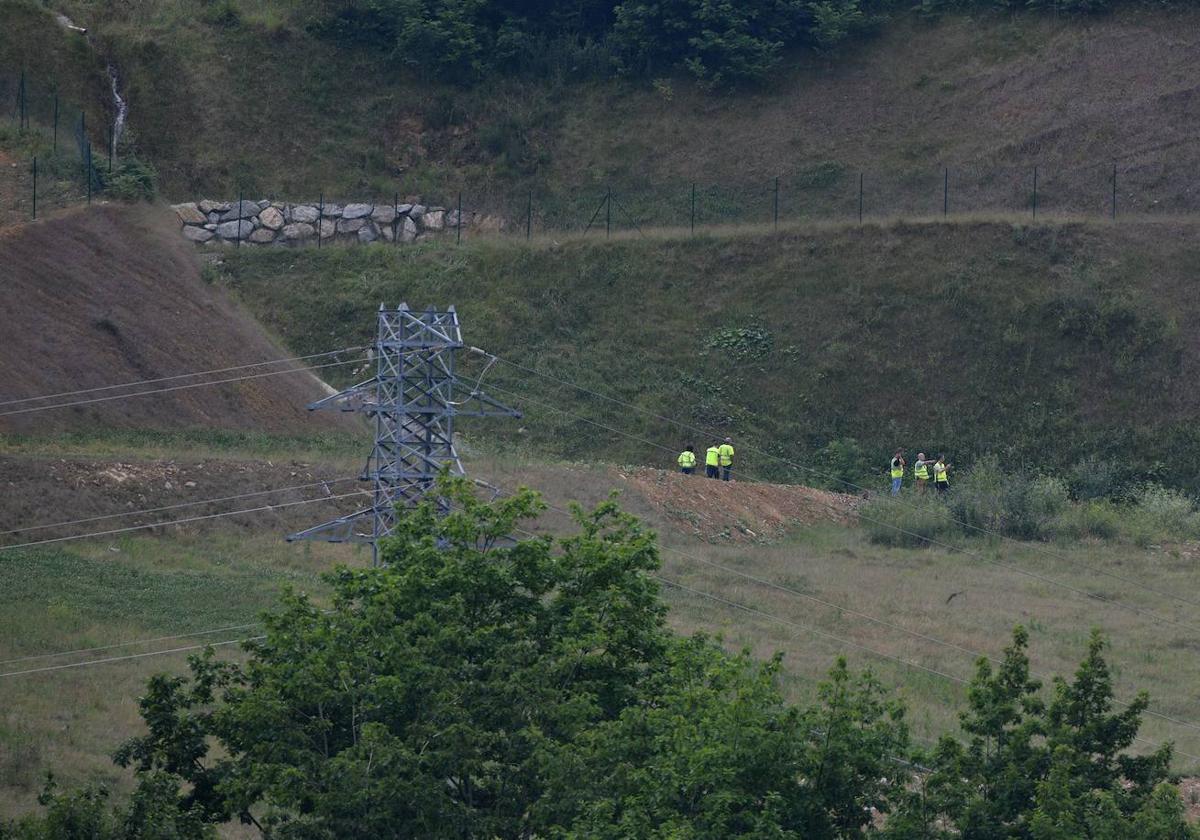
[605,187,611,238]
[17,69,26,130]
[943,167,948,217]
[456,192,462,244]
[773,177,779,230]
[85,141,92,204]
[1032,166,1038,220]
[236,189,242,248]
[52,95,58,151]
[318,192,324,249]
[526,188,532,240]
[108,128,114,173]
[690,182,696,234]
[31,156,37,220]
[393,190,399,248]
[858,173,863,224]
[1111,163,1117,220]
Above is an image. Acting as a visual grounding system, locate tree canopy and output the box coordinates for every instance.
[296,0,1160,86]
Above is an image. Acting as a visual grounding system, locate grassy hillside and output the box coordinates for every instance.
[210,217,1200,493]
[5,0,1200,220]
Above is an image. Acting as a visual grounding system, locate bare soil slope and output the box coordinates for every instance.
[0,205,359,436]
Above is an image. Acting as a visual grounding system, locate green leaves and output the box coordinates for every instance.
[886,627,1196,840]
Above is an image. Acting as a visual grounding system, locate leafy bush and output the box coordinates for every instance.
[200,0,242,28]
[1006,475,1070,540]
[706,324,773,359]
[860,494,957,547]
[1068,455,1127,501]
[815,437,873,491]
[104,156,158,202]
[1121,483,1200,545]
[1051,499,1121,541]
[947,458,1067,540]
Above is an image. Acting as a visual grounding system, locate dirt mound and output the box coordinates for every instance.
[0,454,367,543]
[0,205,359,436]
[620,467,859,542]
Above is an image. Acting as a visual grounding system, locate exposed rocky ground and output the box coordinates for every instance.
[619,466,859,543]
[171,198,505,247]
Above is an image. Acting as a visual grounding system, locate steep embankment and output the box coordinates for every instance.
[0,206,359,436]
[6,0,1200,215]
[212,219,1200,491]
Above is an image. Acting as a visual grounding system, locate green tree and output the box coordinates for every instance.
[95,478,912,837]
[113,480,668,837]
[539,645,909,838]
[886,627,1194,840]
[0,773,211,840]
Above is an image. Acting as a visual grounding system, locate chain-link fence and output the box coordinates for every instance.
[0,70,109,226]
[6,65,1199,237]
[203,158,1193,249]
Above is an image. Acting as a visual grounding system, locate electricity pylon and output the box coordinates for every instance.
[288,303,519,565]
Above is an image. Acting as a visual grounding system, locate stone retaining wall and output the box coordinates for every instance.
[171,199,506,246]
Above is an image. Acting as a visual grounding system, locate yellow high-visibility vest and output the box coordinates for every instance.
[890,460,904,479]
[678,451,696,468]
[934,463,948,483]
[718,444,734,466]
[706,447,720,467]
[914,462,930,480]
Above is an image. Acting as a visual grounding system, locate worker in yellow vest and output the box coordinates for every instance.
[913,453,933,494]
[933,455,950,493]
[718,437,735,482]
[705,444,721,479]
[678,445,697,475]
[889,450,905,495]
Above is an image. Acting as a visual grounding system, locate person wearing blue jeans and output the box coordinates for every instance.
[889,450,905,495]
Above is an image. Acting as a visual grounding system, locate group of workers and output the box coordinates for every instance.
[677,438,735,481]
[890,450,949,495]
[673,439,947,495]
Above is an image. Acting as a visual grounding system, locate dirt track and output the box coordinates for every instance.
[0,455,856,548]
[0,454,367,545]
[0,205,359,436]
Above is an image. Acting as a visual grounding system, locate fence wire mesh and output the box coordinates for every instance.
[4,67,1199,235]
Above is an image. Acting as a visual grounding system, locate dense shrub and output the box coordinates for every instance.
[859,494,957,547]
[1051,499,1121,541]
[1123,483,1200,545]
[944,458,1067,541]
[1068,455,1128,501]
[104,156,158,202]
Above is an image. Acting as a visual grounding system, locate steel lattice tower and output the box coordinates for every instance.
[288,303,520,565]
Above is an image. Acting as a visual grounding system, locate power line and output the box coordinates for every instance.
[487,353,1200,615]
[0,622,262,666]
[7,491,1194,761]
[0,346,368,408]
[481,375,1200,638]
[2,477,359,537]
[0,491,368,552]
[0,636,263,678]
[0,359,360,418]
[500,487,1200,739]
[509,523,1199,762]
[649,572,1200,763]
